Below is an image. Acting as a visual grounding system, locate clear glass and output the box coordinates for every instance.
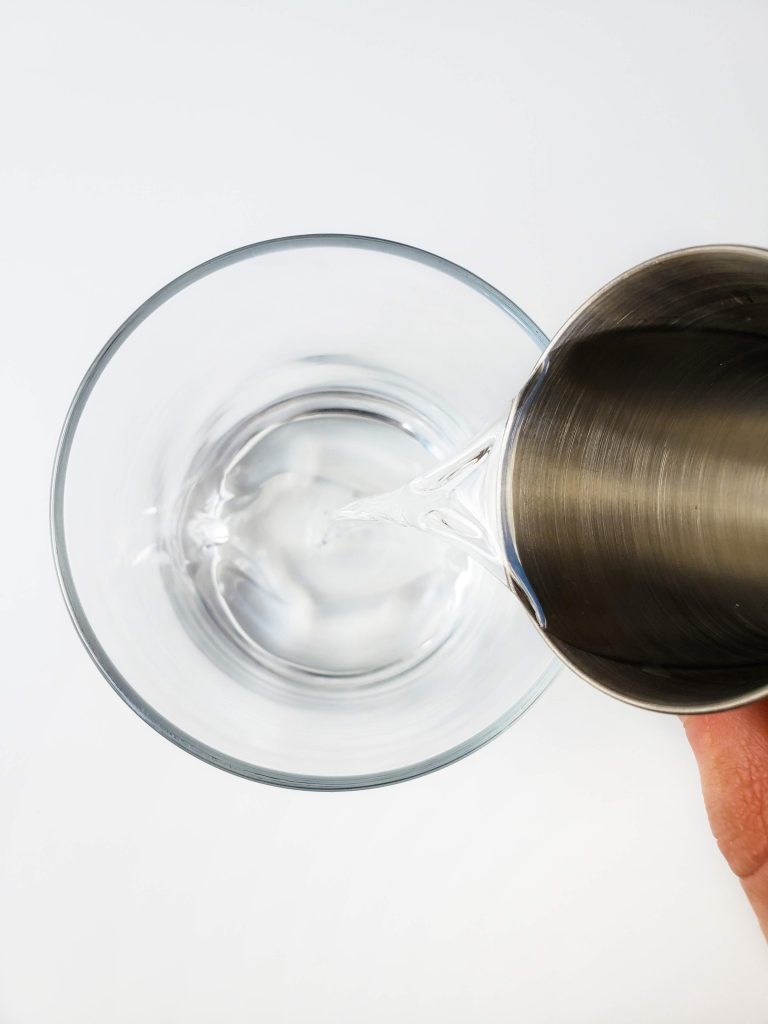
[52,235,558,789]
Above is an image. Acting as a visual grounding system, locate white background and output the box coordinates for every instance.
[2,0,768,1020]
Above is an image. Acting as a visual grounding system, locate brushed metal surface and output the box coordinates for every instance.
[505,246,768,711]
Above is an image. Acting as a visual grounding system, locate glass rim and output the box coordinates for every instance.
[50,232,558,790]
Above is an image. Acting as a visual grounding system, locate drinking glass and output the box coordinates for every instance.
[52,235,559,789]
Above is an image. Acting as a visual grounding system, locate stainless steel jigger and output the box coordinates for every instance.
[504,245,768,714]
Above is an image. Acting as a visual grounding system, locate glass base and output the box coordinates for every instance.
[170,367,471,683]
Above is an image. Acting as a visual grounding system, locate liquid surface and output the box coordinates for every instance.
[172,390,472,681]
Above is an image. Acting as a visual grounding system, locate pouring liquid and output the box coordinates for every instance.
[326,419,509,584]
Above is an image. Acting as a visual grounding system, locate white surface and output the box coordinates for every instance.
[1,0,767,1020]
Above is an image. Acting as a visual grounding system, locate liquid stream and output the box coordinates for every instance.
[325,420,510,586]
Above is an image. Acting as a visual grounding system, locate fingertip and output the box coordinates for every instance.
[682,701,768,881]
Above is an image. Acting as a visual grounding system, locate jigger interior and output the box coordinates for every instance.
[506,245,768,712]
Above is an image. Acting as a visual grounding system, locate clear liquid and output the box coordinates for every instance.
[326,420,509,585]
[170,380,478,683]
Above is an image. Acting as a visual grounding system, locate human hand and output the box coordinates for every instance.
[684,703,768,940]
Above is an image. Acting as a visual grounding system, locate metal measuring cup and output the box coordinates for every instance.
[504,245,768,713]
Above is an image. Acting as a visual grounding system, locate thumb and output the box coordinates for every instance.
[684,702,768,939]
